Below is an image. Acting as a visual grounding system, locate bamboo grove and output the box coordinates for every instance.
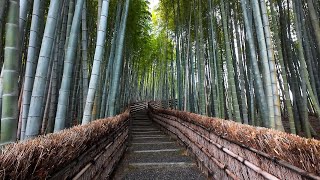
[0,0,319,145]
[0,0,151,144]
[143,0,320,138]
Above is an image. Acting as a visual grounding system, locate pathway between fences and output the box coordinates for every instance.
[112,107,205,180]
[0,101,319,179]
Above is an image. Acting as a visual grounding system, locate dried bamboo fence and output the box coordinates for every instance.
[0,110,129,180]
[148,102,320,180]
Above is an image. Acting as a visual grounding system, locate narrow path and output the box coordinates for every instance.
[112,109,205,180]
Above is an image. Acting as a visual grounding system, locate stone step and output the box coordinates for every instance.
[129,142,179,151]
[132,123,152,125]
[131,116,149,118]
[132,136,169,140]
[131,142,175,145]
[131,128,158,131]
[127,150,192,164]
[120,166,205,180]
[132,120,150,122]
[131,137,172,143]
[128,162,196,167]
[132,121,152,122]
[132,149,182,153]
[132,124,153,126]
[131,127,157,130]
[132,122,152,124]
[132,121,151,123]
[131,133,164,136]
[132,134,166,138]
[131,131,161,134]
[132,125,155,128]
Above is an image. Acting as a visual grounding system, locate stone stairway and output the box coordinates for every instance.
[112,109,205,180]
